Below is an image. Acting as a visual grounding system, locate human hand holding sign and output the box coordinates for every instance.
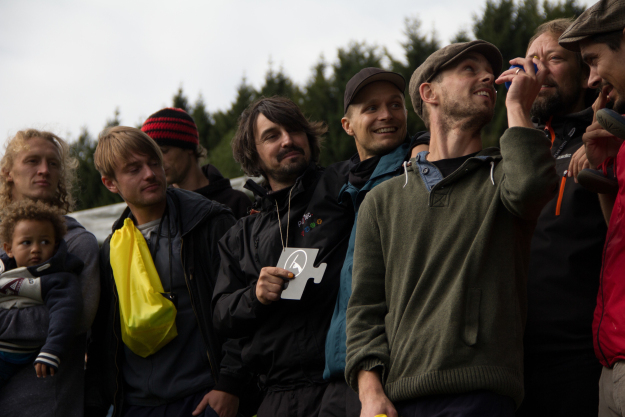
[256,267,294,305]
[278,248,326,300]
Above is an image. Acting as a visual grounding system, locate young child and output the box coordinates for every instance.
[0,200,82,385]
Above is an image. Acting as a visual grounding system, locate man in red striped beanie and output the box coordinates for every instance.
[142,108,250,219]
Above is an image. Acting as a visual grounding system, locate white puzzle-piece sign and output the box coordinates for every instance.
[278,248,327,300]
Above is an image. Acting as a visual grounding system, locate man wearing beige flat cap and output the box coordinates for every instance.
[345,40,558,417]
[560,1,625,415]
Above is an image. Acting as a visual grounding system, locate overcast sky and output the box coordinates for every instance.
[0,0,592,146]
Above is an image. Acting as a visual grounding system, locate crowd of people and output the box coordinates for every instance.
[1,0,625,416]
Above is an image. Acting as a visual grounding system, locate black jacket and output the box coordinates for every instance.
[212,162,354,391]
[525,108,608,361]
[195,164,251,219]
[85,189,238,417]
[0,240,83,363]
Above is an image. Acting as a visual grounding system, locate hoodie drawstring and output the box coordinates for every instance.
[489,161,495,186]
[403,161,410,188]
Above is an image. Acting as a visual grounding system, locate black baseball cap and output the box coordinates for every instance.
[343,68,406,114]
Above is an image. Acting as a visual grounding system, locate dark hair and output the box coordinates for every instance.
[0,200,66,246]
[590,29,623,51]
[232,96,326,178]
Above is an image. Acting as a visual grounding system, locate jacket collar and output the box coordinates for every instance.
[534,106,594,130]
[339,139,411,201]
[245,163,321,212]
[0,239,83,276]
[110,188,230,237]
[198,164,233,195]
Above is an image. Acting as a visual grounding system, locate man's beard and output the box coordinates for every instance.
[608,97,625,114]
[440,86,494,133]
[530,82,583,122]
[264,146,309,187]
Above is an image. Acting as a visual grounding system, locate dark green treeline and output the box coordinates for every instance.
[70,0,584,211]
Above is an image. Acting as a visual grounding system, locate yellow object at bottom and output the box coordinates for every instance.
[110,218,178,358]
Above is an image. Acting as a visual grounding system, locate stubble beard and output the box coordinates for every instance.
[609,97,625,114]
[440,90,494,134]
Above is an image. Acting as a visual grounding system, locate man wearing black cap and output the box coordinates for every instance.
[559,2,625,415]
[322,67,427,415]
[142,107,250,219]
[345,41,558,416]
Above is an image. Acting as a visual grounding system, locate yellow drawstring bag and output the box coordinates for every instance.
[109,218,177,358]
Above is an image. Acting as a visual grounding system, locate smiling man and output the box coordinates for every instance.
[323,68,426,416]
[345,41,558,417]
[85,126,240,417]
[212,96,355,416]
[559,2,625,415]
[519,19,608,417]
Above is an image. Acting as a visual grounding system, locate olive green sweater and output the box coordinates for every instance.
[345,127,558,407]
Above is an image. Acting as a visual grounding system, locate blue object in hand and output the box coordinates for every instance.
[505,63,539,90]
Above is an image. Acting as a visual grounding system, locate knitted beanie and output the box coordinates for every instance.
[141,108,199,150]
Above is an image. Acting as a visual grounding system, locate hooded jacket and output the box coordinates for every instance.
[525,108,607,362]
[212,162,353,391]
[85,188,238,416]
[0,240,83,371]
[324,138,416,380]
[345,127,558,406]
[195,164,251,219]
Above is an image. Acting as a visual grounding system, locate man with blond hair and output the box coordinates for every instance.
[85,126,241,417]
[345,41,557,416]
[0,129,100,417]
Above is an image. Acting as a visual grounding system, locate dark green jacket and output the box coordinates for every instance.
[345,127,558,407]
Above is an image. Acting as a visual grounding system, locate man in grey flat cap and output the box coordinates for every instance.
[345,40,558,417]
[560,1,625,415]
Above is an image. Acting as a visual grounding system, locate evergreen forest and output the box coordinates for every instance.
[69,0,586,211]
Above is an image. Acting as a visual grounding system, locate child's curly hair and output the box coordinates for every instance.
[0,200,67,246]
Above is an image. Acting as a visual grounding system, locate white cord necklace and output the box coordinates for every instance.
[275,186,294,252]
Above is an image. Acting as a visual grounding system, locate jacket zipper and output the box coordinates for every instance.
[180,237,216,377]
[555,171,567,216]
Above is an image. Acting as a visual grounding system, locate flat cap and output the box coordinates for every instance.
[344,68,405,114]
[559,0,625,52]
[409,40,503,120]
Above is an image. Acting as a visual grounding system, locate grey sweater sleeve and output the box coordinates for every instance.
[65,221,100,334]
[498,127,559,220]
[345,198,390,392]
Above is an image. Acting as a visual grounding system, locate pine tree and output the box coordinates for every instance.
[192,94,213,152]
[172,87,190,112]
